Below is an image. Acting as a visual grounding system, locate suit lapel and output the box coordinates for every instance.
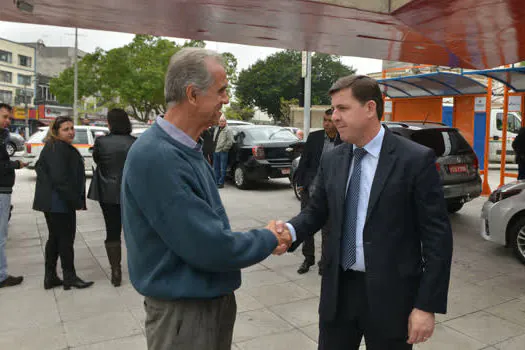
[365,130,397,223]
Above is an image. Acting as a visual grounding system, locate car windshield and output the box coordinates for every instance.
[410,129,472,156]
[244,127,298,143]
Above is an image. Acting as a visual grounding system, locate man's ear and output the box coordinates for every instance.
[367,100,377,118]
[187,85,198,106]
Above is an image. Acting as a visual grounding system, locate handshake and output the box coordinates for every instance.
[266,220,292,255]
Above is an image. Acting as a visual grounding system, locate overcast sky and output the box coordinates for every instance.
[0,21,383,74]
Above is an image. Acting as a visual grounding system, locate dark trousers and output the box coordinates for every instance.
[144,294,236,350]
[213,152,229,186]
[44,212,77,280]
[301,189,328,265]
[100,203,122,243]
[319,269,412,350]
[519,161,525,180]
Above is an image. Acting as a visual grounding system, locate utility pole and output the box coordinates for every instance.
[73,27,79,125]
[303,51,312,138]
[24,84,29,140]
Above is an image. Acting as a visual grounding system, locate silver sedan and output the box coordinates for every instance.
[6,132,25,156]
[481,181,525,265]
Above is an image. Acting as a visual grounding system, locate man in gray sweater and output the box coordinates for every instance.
[213,116,233,188]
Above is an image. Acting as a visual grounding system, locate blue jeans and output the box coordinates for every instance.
[0,193,12,283]
[213,152,229,186]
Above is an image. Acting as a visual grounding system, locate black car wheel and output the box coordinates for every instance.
[6,142,16,157]
[508,216,525,265]
[447,201,464,213]
[234,165,250,190]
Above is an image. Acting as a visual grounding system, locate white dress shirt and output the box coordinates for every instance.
[287,126,385,272]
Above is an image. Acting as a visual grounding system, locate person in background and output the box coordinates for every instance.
[294,108,341,275]
[88,109,136,287]
[512,126,525,180]
[213,115,234,188]
[0,103,26,289]
[296,129,304,140]
[200,125,215,165]
[122,48,291,350]
[33,116,94,290]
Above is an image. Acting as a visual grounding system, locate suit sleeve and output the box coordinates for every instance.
[413,150,453,314]
[288,154,330,250]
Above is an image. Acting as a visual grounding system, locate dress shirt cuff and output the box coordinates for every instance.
[286,223,297,242]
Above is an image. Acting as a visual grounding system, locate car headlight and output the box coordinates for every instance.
[489,188,522,203]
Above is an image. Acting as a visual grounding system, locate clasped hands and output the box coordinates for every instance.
[266,220,291,255]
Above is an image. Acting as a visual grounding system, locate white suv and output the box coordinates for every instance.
[23,126,109,172]
[481,181,525,265]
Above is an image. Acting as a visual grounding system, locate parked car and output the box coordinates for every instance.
[227,125,304,189]
[289,121,482,212]
[481,181,525,264]
[6,132,25,156]
[227,120,253,126]
[23,125,109,172]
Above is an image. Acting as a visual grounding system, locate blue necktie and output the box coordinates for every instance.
[341,147,367,270]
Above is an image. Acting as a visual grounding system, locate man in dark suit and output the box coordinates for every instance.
[278,75,453,349]
[295,108,342,274]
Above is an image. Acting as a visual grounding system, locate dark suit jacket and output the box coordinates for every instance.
[289,127,453,338]
[295,130,342,189]
[88,134,136,204]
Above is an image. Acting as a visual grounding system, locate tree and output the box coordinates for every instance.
[236,50,355,123]
[49,49,104,106]
[223,102,254,121]
[50,35,239,122]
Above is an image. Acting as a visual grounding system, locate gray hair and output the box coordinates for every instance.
[164,48,225,106]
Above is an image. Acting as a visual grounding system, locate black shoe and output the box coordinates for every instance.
[105,242,122,287]
[297,260,315,274]
[0,275,23,288]
[63,277,94,290]
[218,184,225,189]
[44,274,63,290]
[318,261,324,276]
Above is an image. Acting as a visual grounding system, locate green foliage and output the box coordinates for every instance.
[223,102,254,121]
[50,35,238,122]
[236,50,355,123]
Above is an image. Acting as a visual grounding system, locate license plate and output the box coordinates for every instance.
[281,168,290,175]
[448,164,468,173]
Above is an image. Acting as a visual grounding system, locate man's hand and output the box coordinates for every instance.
[266,220,292,255]
[407,308,435,344]
[18,161,28,169]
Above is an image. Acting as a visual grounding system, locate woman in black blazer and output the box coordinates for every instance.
[88,109,135,287]
[33,116,93,290]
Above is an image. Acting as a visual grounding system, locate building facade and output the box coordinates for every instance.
[0,38,36,107]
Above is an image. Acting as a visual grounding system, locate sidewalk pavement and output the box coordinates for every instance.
[0,170,524,349]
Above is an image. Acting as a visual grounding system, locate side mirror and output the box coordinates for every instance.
[493,135,500,141]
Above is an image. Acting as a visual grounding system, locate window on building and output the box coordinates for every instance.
[17,74,32,86]
[18,55,32,67]
[0,90,13,104]
[15,88,33,105]
[0,50,12,64]
[0,71,12,83]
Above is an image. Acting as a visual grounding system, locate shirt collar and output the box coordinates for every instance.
[156,116,201,151]
[353,125,385,158]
